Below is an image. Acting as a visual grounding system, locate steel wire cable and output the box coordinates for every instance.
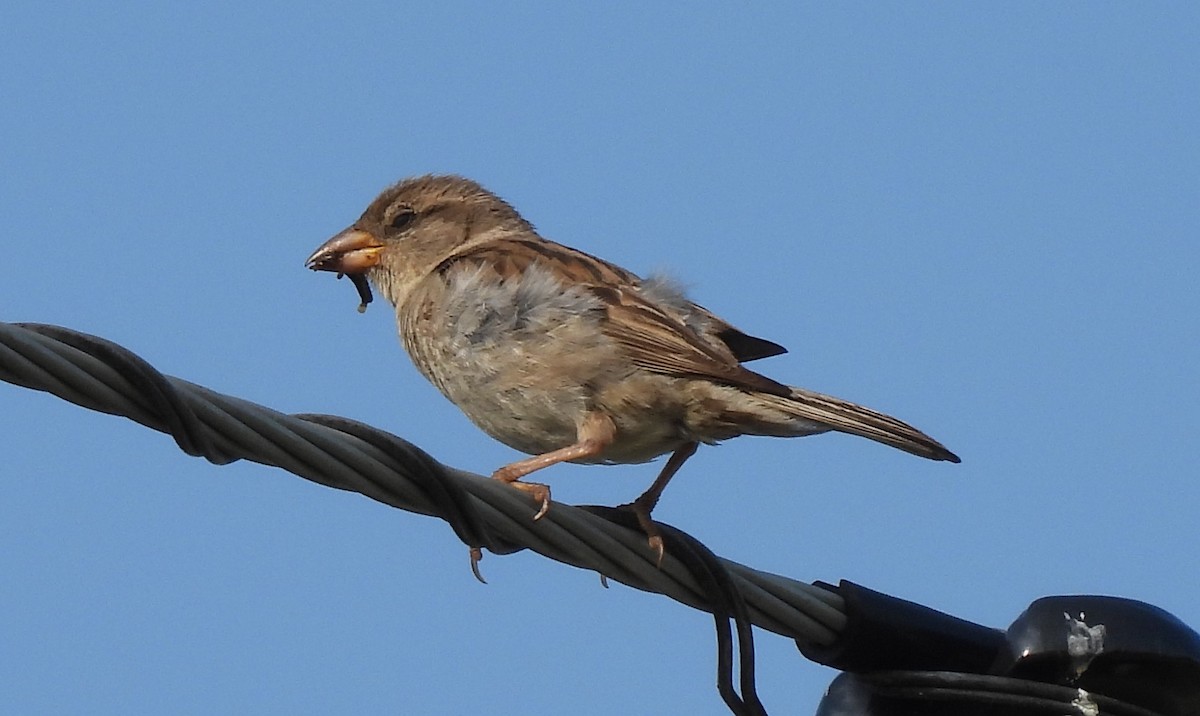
[1,321,847,645]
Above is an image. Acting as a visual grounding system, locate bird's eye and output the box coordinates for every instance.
[389,206,416,231]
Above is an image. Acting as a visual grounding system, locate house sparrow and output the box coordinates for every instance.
[307,175,959,562]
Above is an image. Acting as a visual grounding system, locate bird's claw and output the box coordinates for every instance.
[647,533,665,568]
[494,475,552,521]
[618,499,666,567]
[469,546,487,584]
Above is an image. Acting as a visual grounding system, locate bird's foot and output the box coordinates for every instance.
[617,497,665,567]
[491,468,552,521]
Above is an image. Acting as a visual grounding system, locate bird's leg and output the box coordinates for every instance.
[491,411,617,520]
[619,441,699,566]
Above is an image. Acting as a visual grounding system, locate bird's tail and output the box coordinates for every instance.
[754,387,961,463]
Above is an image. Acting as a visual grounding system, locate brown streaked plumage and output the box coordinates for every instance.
[307,174,960,566]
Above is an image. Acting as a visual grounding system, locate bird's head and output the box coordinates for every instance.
[306,175,530,312]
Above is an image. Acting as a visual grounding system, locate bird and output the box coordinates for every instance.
[306,175,960,564]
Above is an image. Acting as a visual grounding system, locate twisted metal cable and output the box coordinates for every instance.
[0,321,846,646]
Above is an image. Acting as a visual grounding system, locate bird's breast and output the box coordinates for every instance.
[396,265,626,454]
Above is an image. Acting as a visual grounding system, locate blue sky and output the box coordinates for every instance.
[2,3,1196,714]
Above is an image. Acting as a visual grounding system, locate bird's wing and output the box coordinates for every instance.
[586,283,792,396]
[438,239,792,397]
[680,304,787,363]
[621,275,789,364]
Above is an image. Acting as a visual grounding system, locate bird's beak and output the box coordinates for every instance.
[306,227,384,313]
[305,228,385,274]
